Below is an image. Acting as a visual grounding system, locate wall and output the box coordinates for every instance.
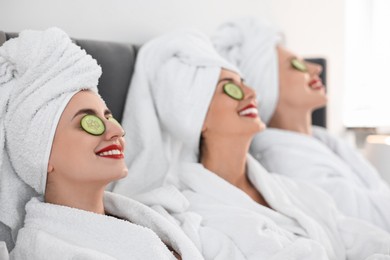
[0,0,346,135]
[270,0,346,135]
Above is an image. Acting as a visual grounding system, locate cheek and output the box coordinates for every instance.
[49,133,95,174]
[209,100,237,124]
[280,73,307,93]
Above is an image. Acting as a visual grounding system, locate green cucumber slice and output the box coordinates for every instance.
[223,83,244,100]
[291,58,308,72]
[80,115,105,136]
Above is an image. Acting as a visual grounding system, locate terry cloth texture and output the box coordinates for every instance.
[212,17,283,124]
[0,27,101,247]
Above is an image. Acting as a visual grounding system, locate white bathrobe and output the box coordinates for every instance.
[159,155,390,260]
[10,191,203,260]
[250,126,390,232]
[0,241,9,260]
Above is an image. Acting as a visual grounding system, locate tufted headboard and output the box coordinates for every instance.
[0,31,327,127]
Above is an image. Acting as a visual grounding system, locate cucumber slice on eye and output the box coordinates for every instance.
[291,58,308,72]
[223,83,244,100]
[80,115,105,136]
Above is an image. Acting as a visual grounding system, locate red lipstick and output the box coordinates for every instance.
[95,144,124,159]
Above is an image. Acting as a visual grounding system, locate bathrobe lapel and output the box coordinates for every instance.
[11,191,203,260]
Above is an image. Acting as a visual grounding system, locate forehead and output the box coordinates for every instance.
[277,46,300,60]
[64,91,106,115]
[218,69,241,82]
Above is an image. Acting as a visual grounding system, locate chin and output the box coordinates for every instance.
[255,118,266,132]
[116,168,129,180]
[255,125,266,134]
[312,97,328,110]
[306,94,327,110]
[106,166,129,182]
[248,121,265,135]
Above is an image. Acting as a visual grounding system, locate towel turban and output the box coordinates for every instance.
[112,30,240,197]
[0,27,102,243]
[212,17,284,124]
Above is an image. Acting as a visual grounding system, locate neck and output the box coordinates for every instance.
[200,133,270,207]
[268,105,313,135]
[45,180,106,215]
[201,134,249,187]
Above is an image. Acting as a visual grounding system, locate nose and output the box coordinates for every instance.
[242,83,257,100]
[104,118,125,140]
[306,62,322,76]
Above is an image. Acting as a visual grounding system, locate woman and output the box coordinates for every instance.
[113,30,390,259]
[212,17,390,232]
[0,28,203,260]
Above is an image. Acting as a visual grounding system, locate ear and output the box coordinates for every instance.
[201,122,207,133]
[47,162,54,174]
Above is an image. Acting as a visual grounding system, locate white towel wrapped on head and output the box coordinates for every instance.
[0,27,101,247]
[212,17,283,124]
[112,30,240,198]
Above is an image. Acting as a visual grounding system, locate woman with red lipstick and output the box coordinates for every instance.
[114,30,390,259]
[212,17,390,232]
[0,28,204,260]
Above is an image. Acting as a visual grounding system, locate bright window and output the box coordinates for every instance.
[344,0,390,127]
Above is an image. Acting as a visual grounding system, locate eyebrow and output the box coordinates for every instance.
[218,77,244,85]
[72,108,112,120]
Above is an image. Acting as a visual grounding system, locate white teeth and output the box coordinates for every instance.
[239,107,258,116]
[98,149,122,156]
[310,82,323,90]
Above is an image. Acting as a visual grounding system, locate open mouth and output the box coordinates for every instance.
[95,144,124,159]
[309,79,324,90]
[238,104,258,118]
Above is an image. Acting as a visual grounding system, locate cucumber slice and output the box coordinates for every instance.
[80,115,105,136]
[291,58,308,72]
[223,83,244,100]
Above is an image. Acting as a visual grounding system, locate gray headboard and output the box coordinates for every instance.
[305,58,327,128]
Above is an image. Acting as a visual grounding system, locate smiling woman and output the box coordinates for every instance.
[201,69,265,142]
[271,46,327,129]
[44,90,127,209]
[212,16,390,233]
[0,27,203,260]
[112,29,390,260]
